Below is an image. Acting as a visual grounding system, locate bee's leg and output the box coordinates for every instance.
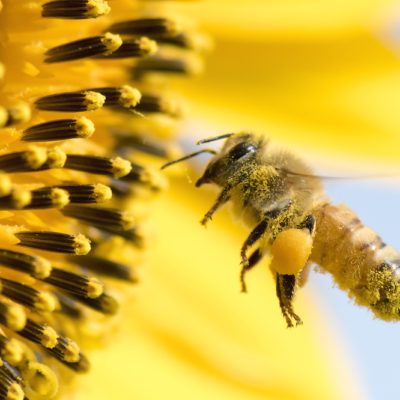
[200,184,232,226]
[240,201,293,266]
[298,215,316,234]
[272,216,315,327]
[240,219,269,266]
[240,248,263,293]
[276,273,302,328]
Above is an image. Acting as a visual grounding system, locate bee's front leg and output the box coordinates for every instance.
[200,184,232,226]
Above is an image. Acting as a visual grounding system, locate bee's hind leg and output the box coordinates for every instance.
[276,273,302,328]
[240,248,263,293]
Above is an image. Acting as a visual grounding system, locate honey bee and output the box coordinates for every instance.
[162,132,400,327]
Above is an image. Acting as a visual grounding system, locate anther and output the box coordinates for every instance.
[66,255,137,282]
[54,293,82,319]
[64,154,132,178]
[0,174,12,198]
[44,267,103,299]
[39,147,67,170]
[42,0,110,19]
[95,37,157,59]
[61,205,135,231]
[134,94,180,117]
[22,117,94,142]
[20,361,58,399]
[0,249,52,279]
[48,336,81,363]
[55,350,89,373]
[123,164,167,191]
[24,187,70,209]
[0,361,24,400]
[72,292,119,315]
[0,300,26,332]
[0,335,23,366]
[44,32,122,63]
[116,227,146,246]
[35,91,105,112]
[133,56,199,78]
[0,188,32,210]
[0,103,31,127]
[91,86,141,108]
[112,131,179,159]
[0,379,24,400]
[16,231,91,255]
[0,147,47,172]
[54,183,112,204]
[107,18,179,37]
[18,319,58,348]
[0,279,57,312]
[156,31,210,51]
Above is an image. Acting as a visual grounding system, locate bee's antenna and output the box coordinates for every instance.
[196,133,234,145]
[161,149,217,170]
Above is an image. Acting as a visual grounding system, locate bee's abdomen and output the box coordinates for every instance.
[311,203,400,321]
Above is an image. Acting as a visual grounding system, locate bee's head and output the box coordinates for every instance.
[195,133,263,187]
[161,132,265,187]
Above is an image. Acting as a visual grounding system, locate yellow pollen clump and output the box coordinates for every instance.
[0,107,8,127]
[0,173,12,197]
[62,340,80,363]
[87,277,104,299]
[73,234,91,255]
[118,85,142,108]
[270,228,313,275]
[46,147,66,168]
[93,184,112,202]
[34,292,58,312]
[82,91,106,111]
[101,32,122,55]
[23,362,58,399]
[49,188,70,208]
[138,37,158,56]
[23,146,47,169]
[7,382,24,400]
[5,303,26,332]
[41,326,58,348]
[75,116,95,138]
[111,156,132,178]
[87,0,111,18]
[33,257,52,280]
[11,188,32,209]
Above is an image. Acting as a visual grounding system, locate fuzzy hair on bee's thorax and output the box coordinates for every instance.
[198,132,325,228]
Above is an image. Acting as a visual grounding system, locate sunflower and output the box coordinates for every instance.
[0,0,204,398]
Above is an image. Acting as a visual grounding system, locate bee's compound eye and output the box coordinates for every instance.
[229,142,257,161]
[270,229,313,275]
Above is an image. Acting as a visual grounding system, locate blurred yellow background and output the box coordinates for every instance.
[173,0,400,166]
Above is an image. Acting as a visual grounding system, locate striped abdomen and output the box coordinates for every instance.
[311,203,400,321]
